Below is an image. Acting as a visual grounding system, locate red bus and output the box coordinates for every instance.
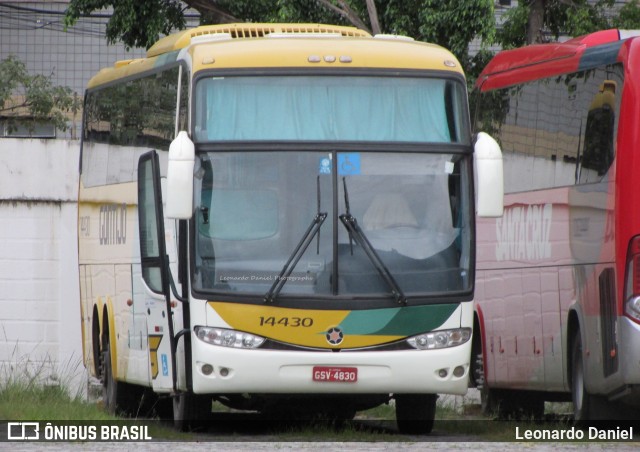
[472,29,640,422]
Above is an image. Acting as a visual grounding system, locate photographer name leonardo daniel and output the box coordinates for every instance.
[516,426,633,441]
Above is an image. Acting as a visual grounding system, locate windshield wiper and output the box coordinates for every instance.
[265,176,327,303]
[339,178,407,305]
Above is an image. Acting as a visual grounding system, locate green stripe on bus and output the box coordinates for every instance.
[339,303,459,336]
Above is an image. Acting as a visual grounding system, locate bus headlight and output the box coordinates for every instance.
[406,328,471,350]
[194,326,266,349]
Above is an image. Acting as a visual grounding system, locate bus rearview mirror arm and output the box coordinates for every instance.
[166,131,195,220]
[474,132,504,218]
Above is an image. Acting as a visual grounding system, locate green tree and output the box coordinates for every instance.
[0,55,79,135]
[614,0,640,28]
[64,0,186,50]
[64,1,495,79]
[498,0,640,48]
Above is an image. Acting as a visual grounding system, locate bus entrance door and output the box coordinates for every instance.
[137,150,177,393]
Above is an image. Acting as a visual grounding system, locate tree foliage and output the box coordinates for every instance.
[0,55,80,134]
[614,0,640,29]
[498,0,640,48]
[62,0,640,67]
[64,0,186,50]
[64,1,495,77]
[414,0,494,70]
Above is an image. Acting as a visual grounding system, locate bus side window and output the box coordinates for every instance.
[137,151,168,295]
[579,80,617,183]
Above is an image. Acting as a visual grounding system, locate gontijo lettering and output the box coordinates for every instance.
[99,203,126,245]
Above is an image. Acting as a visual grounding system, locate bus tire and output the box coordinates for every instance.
[470,334,501,416]
[571,331,592,424]
[148,392,174,420]
[102,346,140,416]
[395,394,436,435]
[173,392,212,431]
[480,386,500,416]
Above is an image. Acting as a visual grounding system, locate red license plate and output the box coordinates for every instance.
[312,366,358,383]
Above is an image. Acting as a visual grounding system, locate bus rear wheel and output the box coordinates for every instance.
[394,394,437,435]
[101,345,141,416]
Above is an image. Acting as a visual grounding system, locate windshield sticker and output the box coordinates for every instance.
[319,156,332,174]
[445,161,454,174]
[338,153,361,176]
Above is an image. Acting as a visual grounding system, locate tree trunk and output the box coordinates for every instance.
[317,0,371,32]
[527,0,546,44]
[365,0,381,35]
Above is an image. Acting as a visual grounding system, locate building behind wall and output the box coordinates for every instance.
[0,0,199,139]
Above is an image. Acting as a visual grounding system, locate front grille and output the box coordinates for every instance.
[261,338,412,352]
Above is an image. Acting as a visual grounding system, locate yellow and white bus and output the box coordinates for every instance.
[78,23,503,434]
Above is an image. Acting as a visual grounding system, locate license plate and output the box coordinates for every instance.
[312,366,358,383]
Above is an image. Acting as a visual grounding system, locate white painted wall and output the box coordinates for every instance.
[0,139,84,395]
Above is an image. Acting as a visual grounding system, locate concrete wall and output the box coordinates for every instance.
[0,138,84,394]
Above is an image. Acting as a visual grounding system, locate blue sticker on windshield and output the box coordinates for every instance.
[319,157,332,174]
[338,153,361,176]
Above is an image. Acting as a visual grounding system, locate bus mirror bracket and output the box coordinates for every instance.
[166,131,195,220]
[474,132,504,218]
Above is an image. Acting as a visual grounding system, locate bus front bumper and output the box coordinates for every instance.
[190,339,471,395]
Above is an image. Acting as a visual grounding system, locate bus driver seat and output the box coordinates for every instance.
[362,193,418,231]
[361,190,459,262]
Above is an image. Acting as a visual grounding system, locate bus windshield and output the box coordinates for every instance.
[194,75,469,143]
[193,151,471,301]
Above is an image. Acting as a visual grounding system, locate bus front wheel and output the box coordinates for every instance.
[173,392,212,431]
[395,394,437,434]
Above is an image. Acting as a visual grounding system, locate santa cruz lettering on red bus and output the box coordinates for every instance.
[495,203,552,261]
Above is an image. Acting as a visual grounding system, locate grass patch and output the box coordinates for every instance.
[0,376,193,440]
[0,380,113,421]
[0,351,99,421]
[0,354,191,441]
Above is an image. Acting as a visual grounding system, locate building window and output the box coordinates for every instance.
[2,120,56,138]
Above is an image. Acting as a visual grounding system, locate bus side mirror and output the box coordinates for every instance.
[166,131,195,219]
[474,132,504,218]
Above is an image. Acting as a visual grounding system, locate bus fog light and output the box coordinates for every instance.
[201,363,214,375]
[219,367,230,377]
[453,366,465,378]
[407,328,471,350]
[438,368,448,378]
